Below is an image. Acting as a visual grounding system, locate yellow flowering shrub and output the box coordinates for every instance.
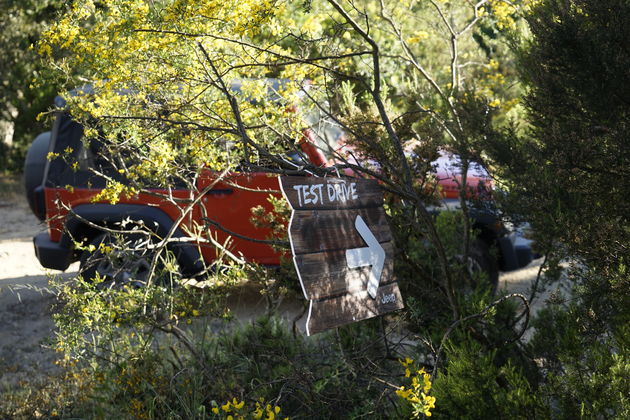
[91,180,137,205]
[488,0,542,31]
[396,357,436,418]
[38,0,329,198]
[209,397,286,420]
[38,0,527,171]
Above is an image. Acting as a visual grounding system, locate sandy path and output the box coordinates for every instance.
[0,198,78,387]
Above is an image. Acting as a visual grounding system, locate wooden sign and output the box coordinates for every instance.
[279,176,403,335]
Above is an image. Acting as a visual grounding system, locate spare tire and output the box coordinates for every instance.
[23,131,51,220]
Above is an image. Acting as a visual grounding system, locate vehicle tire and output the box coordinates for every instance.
[457,239,499,295]
[79,232,165,289]
[23,132,51,220]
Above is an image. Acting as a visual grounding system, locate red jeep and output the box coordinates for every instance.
[24,90,533,286]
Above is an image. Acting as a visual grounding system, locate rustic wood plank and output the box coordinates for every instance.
[294,242,395,300]
[288,207,392,255]
[306,282,404,335]
[279,176,383,210]
[280,175,400,335]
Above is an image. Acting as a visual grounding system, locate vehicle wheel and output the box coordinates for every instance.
[455,239,499,295]
[23,132,51,220]
[79,232,165,289]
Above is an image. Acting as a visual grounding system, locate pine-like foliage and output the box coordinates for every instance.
[483,1,630,417]
[521,0,630,264]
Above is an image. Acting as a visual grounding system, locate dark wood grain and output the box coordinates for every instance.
[288,207,392,255]
[280,176,383,210]
[306,282,404,335]
[295,242,395,300]
[280,176,401,335]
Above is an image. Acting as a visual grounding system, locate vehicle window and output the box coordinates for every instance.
[304,110,344,159]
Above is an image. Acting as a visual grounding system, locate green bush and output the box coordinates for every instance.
[0,270,415,419]
[432,340,546,419]
[529,300,630,419]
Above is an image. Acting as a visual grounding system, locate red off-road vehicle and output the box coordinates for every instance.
[24,90,533,287]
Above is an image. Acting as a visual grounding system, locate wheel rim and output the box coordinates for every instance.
[93,251,152,286]
[83,234,158,288]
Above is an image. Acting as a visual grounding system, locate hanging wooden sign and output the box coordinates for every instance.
[279,176,403,335]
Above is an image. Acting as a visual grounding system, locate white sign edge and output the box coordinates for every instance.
[277,177,310,301]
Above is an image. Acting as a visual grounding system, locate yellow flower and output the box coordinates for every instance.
[396,386,413,399]
[396,365,436,416]
[38,43,52,57]
[407,30,430,44]
[211,407,219,414]
[423,373,432,393]
[422,393,436,416]
[221,401,231,412]
[263,404,279,420]
[400,357,413,367]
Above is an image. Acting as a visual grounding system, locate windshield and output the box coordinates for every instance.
[304,109,345,159]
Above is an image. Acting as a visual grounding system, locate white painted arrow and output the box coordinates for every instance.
[346,215,386,299]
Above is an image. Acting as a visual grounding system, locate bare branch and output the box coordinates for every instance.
[327,0,413,189]
[378,0,461,126]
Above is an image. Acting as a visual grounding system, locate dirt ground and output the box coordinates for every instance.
[0,192,69,388]
[0,182,564,392]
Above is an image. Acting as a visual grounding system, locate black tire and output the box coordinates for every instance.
[23,132,51,220]
[79,232,160,288]
[455,239,499,295]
